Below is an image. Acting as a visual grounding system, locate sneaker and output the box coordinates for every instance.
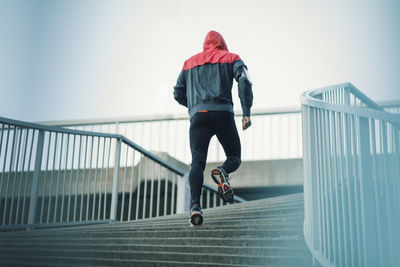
[211,168,234,202]
[190,204,203,226]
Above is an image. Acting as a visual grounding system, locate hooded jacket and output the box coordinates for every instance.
[174,31,253,119]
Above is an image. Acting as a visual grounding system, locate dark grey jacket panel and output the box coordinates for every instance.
[174,60,252,118]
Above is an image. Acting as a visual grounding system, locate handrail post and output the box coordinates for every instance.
[305,106,321,249]
[358,117,378,266]
[176,172,190,214]
[27,130,45,229]
[110,138,121,222]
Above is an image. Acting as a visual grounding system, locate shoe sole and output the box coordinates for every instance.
[212,169,234,203]
[190,211,203,226]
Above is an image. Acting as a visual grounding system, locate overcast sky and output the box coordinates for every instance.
[1,0,399,122]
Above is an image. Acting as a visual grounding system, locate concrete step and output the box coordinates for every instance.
[1,212,304,238]
[0,236,309,248]
[0,243,310,257]
[64,212,304,231]
[0,228,304,239]
[0,255,308,267]
[0,193,312,266]
[69,216,304,231]
[0,250,312,266]
[0,223,303,237]
[0,194,303,234]
[1,208,304,237]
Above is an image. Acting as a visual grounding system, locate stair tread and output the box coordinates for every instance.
[0,193,312,266]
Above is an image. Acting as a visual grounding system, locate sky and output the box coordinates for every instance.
[1,0,400,122]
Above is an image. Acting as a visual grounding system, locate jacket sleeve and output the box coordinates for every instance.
[173,71,188,107]
[234,60,253,117]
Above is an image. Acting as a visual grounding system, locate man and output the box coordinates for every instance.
[173,30,253,226]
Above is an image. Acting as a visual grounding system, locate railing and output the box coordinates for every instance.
[0,117,244,230]
[41,102,399,165]
[301,83,400,267]
[41,108,304,163]
[380,100,400,115]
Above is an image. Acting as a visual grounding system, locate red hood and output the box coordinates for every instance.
[182,30,239,71]
[203,31,228,51]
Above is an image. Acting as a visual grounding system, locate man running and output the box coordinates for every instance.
[173,30,253,226]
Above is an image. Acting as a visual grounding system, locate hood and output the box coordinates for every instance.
[203,31,228,51]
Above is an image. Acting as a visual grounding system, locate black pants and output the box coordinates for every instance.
[189,111,241,205]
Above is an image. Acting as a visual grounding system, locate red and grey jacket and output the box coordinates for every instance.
[174,31,253,119]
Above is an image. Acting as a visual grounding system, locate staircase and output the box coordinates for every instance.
[0,193,312,266]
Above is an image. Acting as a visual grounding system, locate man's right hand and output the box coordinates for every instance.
[242,116,251,130]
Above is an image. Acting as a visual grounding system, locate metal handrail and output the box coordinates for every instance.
[39,107,302,127]
[301,83,399,123]
[301,94,400,123]
[38,101,398,165]
[0,116,244,230]
[0,116,185,176]
[301,83,400,266]
[377,100,400,108]
[305,82,383,111]
[39,101,398,128]
[39,108,305,163]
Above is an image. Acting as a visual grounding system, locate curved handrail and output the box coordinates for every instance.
[301,83,400,266]
[378,100,400,108]
[301,85,400,123]
[305,82,383,110]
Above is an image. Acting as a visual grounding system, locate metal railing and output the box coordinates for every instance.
[301,83,400,267]
[41,108,304,163]
[41,102,399,165]
[380,100,400,115]
[0,117,244,230]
